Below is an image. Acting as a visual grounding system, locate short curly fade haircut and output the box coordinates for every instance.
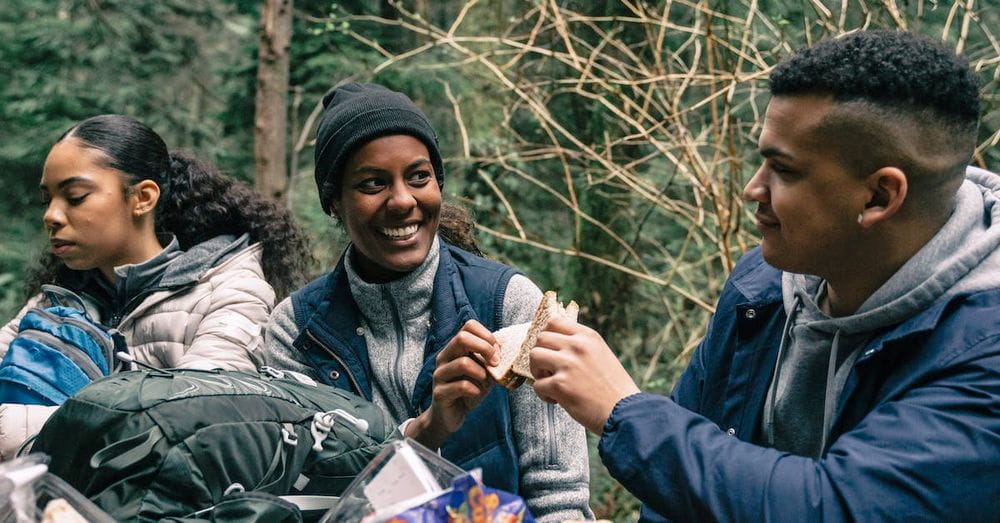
[770,30,980,131]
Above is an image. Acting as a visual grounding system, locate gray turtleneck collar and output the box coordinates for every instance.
[345,235,440,328]
[343,235,441,422]
[110,234,184,300]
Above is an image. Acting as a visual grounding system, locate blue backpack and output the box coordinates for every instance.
[0,285,123,405]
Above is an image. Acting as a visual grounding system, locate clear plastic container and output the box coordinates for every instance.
[0,455,113,523]
[319,438,466,523]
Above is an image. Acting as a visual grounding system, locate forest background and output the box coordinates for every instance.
[1,0,998,518]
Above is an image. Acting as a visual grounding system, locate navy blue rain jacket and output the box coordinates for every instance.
[598,248,1000,521]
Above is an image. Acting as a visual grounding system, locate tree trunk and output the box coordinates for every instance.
[253,0,292,200]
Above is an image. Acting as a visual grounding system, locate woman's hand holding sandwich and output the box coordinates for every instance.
[530,318,640,434]
[405,319,500,449]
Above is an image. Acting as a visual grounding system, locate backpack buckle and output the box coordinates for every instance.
[281,423,298,446]
[259,366,285,379]
[309,409,370,451]
[327,409,369,433]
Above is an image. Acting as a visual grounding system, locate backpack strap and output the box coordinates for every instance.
[41,284,126,374]
[174,490,305,523]
[89,426,166,473]
[40,284,91,317]
[279,495,339,513]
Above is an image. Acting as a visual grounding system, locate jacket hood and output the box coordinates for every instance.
[159,233,252,288]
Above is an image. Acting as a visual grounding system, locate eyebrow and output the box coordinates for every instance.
[406,158,431,171]
[758,147,796,161]
[39,176,96,192]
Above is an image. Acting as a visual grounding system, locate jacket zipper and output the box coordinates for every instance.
[304,329,363,397]
[110,289,164,327]
[545,403,557,467]
[381,287,412,417]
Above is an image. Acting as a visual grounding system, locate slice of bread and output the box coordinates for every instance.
[486,291,579,389]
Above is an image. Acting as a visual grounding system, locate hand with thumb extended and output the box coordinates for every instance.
[529,318,640,434]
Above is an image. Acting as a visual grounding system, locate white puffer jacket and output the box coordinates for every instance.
[0,241,275,459]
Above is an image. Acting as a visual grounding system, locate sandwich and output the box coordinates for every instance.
[486,291,579,389]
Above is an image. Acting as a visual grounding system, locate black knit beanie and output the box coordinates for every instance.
[313,82,444,214]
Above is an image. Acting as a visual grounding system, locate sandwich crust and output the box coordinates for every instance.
[486,291,578,389]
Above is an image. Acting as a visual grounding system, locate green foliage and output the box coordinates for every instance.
[0,0,249,166]
[0,171,45,320]
[0,0,256,319]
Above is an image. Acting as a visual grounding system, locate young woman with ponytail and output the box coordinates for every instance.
[258,83,593,521]
[0,114,313,458]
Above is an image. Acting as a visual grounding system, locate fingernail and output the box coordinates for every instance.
[490,345,500,365]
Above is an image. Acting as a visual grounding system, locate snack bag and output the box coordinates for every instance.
[322,439,533,523]
[383,474,533,523]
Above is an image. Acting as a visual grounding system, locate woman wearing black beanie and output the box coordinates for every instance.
[260,82,593,520]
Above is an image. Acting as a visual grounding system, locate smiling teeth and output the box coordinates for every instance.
[382,224,419,239]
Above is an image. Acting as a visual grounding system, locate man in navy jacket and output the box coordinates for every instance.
[530,30,1000,521]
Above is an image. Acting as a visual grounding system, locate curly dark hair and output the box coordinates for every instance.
[155,151,314,298]
[25,115,313,300]
[439,202,483,256]
[770,30,980,130]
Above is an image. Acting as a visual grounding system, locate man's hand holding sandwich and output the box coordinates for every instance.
[530,319,640,434]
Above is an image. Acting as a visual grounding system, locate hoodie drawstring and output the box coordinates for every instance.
[763,295,799,448]
[818,330,841,454]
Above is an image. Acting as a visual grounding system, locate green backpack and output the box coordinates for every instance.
[31,368,394,521]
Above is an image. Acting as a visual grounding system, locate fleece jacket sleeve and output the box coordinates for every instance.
[502,275,595,522]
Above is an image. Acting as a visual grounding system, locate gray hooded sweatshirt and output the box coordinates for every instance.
[763,167,1000,458]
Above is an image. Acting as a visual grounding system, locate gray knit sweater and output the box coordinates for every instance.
[259,236,593,521]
